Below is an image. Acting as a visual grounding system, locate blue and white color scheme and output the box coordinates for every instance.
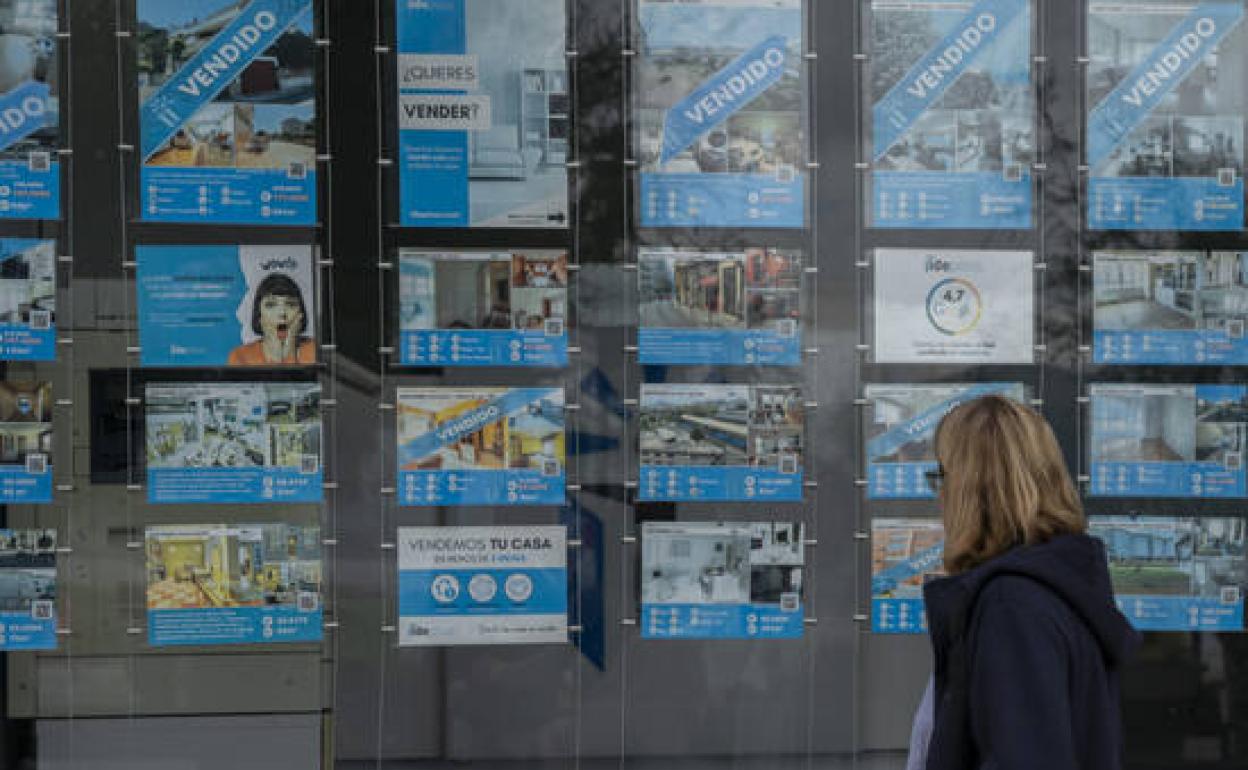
[637,0,805,228]
[868,0,1033,228]
[399,250,567,367]
[1093,250,1248,364]
[137,244,316,367]
[1090,383,1248,497]
[865,382,1026,499]
[145,382,322,504]
[641,521,804,640]
[0,528,57,650]
[0,380,51,503]
[1087,1,1247,230]
[638,247,801,365]
[397,387,565,506]
[640,384,803,502]
[398,526,568,646]
[871,518,944,634]
[1091,516,1246,631]
[873,248,1033,363]
[0,239,54,360]
[138,0,317,225]
[146,523,322,647]
[396,0,568,228]
[0,1,59,220]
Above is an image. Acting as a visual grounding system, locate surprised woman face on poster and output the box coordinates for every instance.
[227,274,315,366]
[259,292,305,361]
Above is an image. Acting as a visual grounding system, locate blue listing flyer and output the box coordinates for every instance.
[145,382,322,504]
[640,383,803,502]
[146,523,322,647]
[138,244,317,368]
[864,382,1026,499]
[867,0,1034,229]
[396,0,569,228]
[0,239,55,361]
[397,387,565,506]
[0,1,59,220]
[1087,1,1247,231]
[641,521,804,640]
[399,250,567,367]
[398,525,568,646]
[1093,250,1248,364]
[0,529,58,650]
[638,247,801,366]
[137,0,317,225]
[871,518,945,634]
[1090,383,1248,497]
[1091,516,1246,631]
[637,0,805,228]
[0,381,52,503]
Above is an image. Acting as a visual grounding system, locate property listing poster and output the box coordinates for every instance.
[639,384,803,502]
[0,1,58,220]
[637,0,805,228]
[145,382,322,504]
[137,244,316,367]
[641,521,804,639]
[0,381,50,503]
[873,248,1033,363]
[0,239,54,360]
[1093,250,1248,364]
[1087,1,1247,230]
[137,0,317,225]
[396,0,569,228]
[0,529,57,650]
[397,387,565,506]
[867,0,1033,228]
[145,523,322,646]
[397,526,568,646]
[1090,383,1248,497]
[1090,515,1246,631]
[864,382,1026,499]
[399,249,567,367]
[871,518,945,635]
[638,247,801,365]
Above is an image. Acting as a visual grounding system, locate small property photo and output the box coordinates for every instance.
[0,239,54,327]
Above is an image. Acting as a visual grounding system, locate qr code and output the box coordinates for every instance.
[1218,168,1237,187]
[1221,586,1241,605]
[28,152,49,173]
[26,453,47,474]
[297,592,319,612]
[1003,163,1023,182]
[776,319,797,337]
[775,163,795,183]
[288,162,307,180]
[1229,319,1245,339]
[544,318,564,336]
[29,310,50,330]
[1226,452,1242,470]
[778,453,798,474]
[542,459,560,477]
[300,455,319,474]
[30,600,53,620]
[779,592,800,612]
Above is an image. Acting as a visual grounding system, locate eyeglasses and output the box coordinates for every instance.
[924,465,945,493]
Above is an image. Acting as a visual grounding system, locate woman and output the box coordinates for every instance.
[916,395,1139,770]
[227,273,315,365]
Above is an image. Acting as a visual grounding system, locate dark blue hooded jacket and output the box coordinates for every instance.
[922,534,1141,770]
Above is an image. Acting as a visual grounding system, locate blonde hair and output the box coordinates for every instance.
[934,395,1085,574]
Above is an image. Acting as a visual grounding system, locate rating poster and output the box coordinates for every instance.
[396,0,569,228]
[0,1,58,220]
[398,526,568,646]
[873,248,1033,363]
[639,384,803,502]
[399,250,567,367]
[871,518,945,635]
[864,382,1025,499]
[1093,250,1248,364]
[638,247,801,365]
[641,521,804,639]
[0,381,50,503]
[1090,516,1246,631]
[0,239,54,360]
[145,382,322,504]
[637,0,805,228]
[1087,0,1246,230]
[0,529,57,650]
[1090,383,1248,497]
[867,0,1033,228]
[397,387,565,506]
[137,244,316,367]
[146,523,322,646]
[137,0,317,225]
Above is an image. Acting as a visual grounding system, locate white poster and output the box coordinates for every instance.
[873,248,1034,363]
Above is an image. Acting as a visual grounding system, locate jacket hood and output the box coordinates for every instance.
[924,533,1141,667]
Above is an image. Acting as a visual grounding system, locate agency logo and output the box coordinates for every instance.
[925,277,982,336]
